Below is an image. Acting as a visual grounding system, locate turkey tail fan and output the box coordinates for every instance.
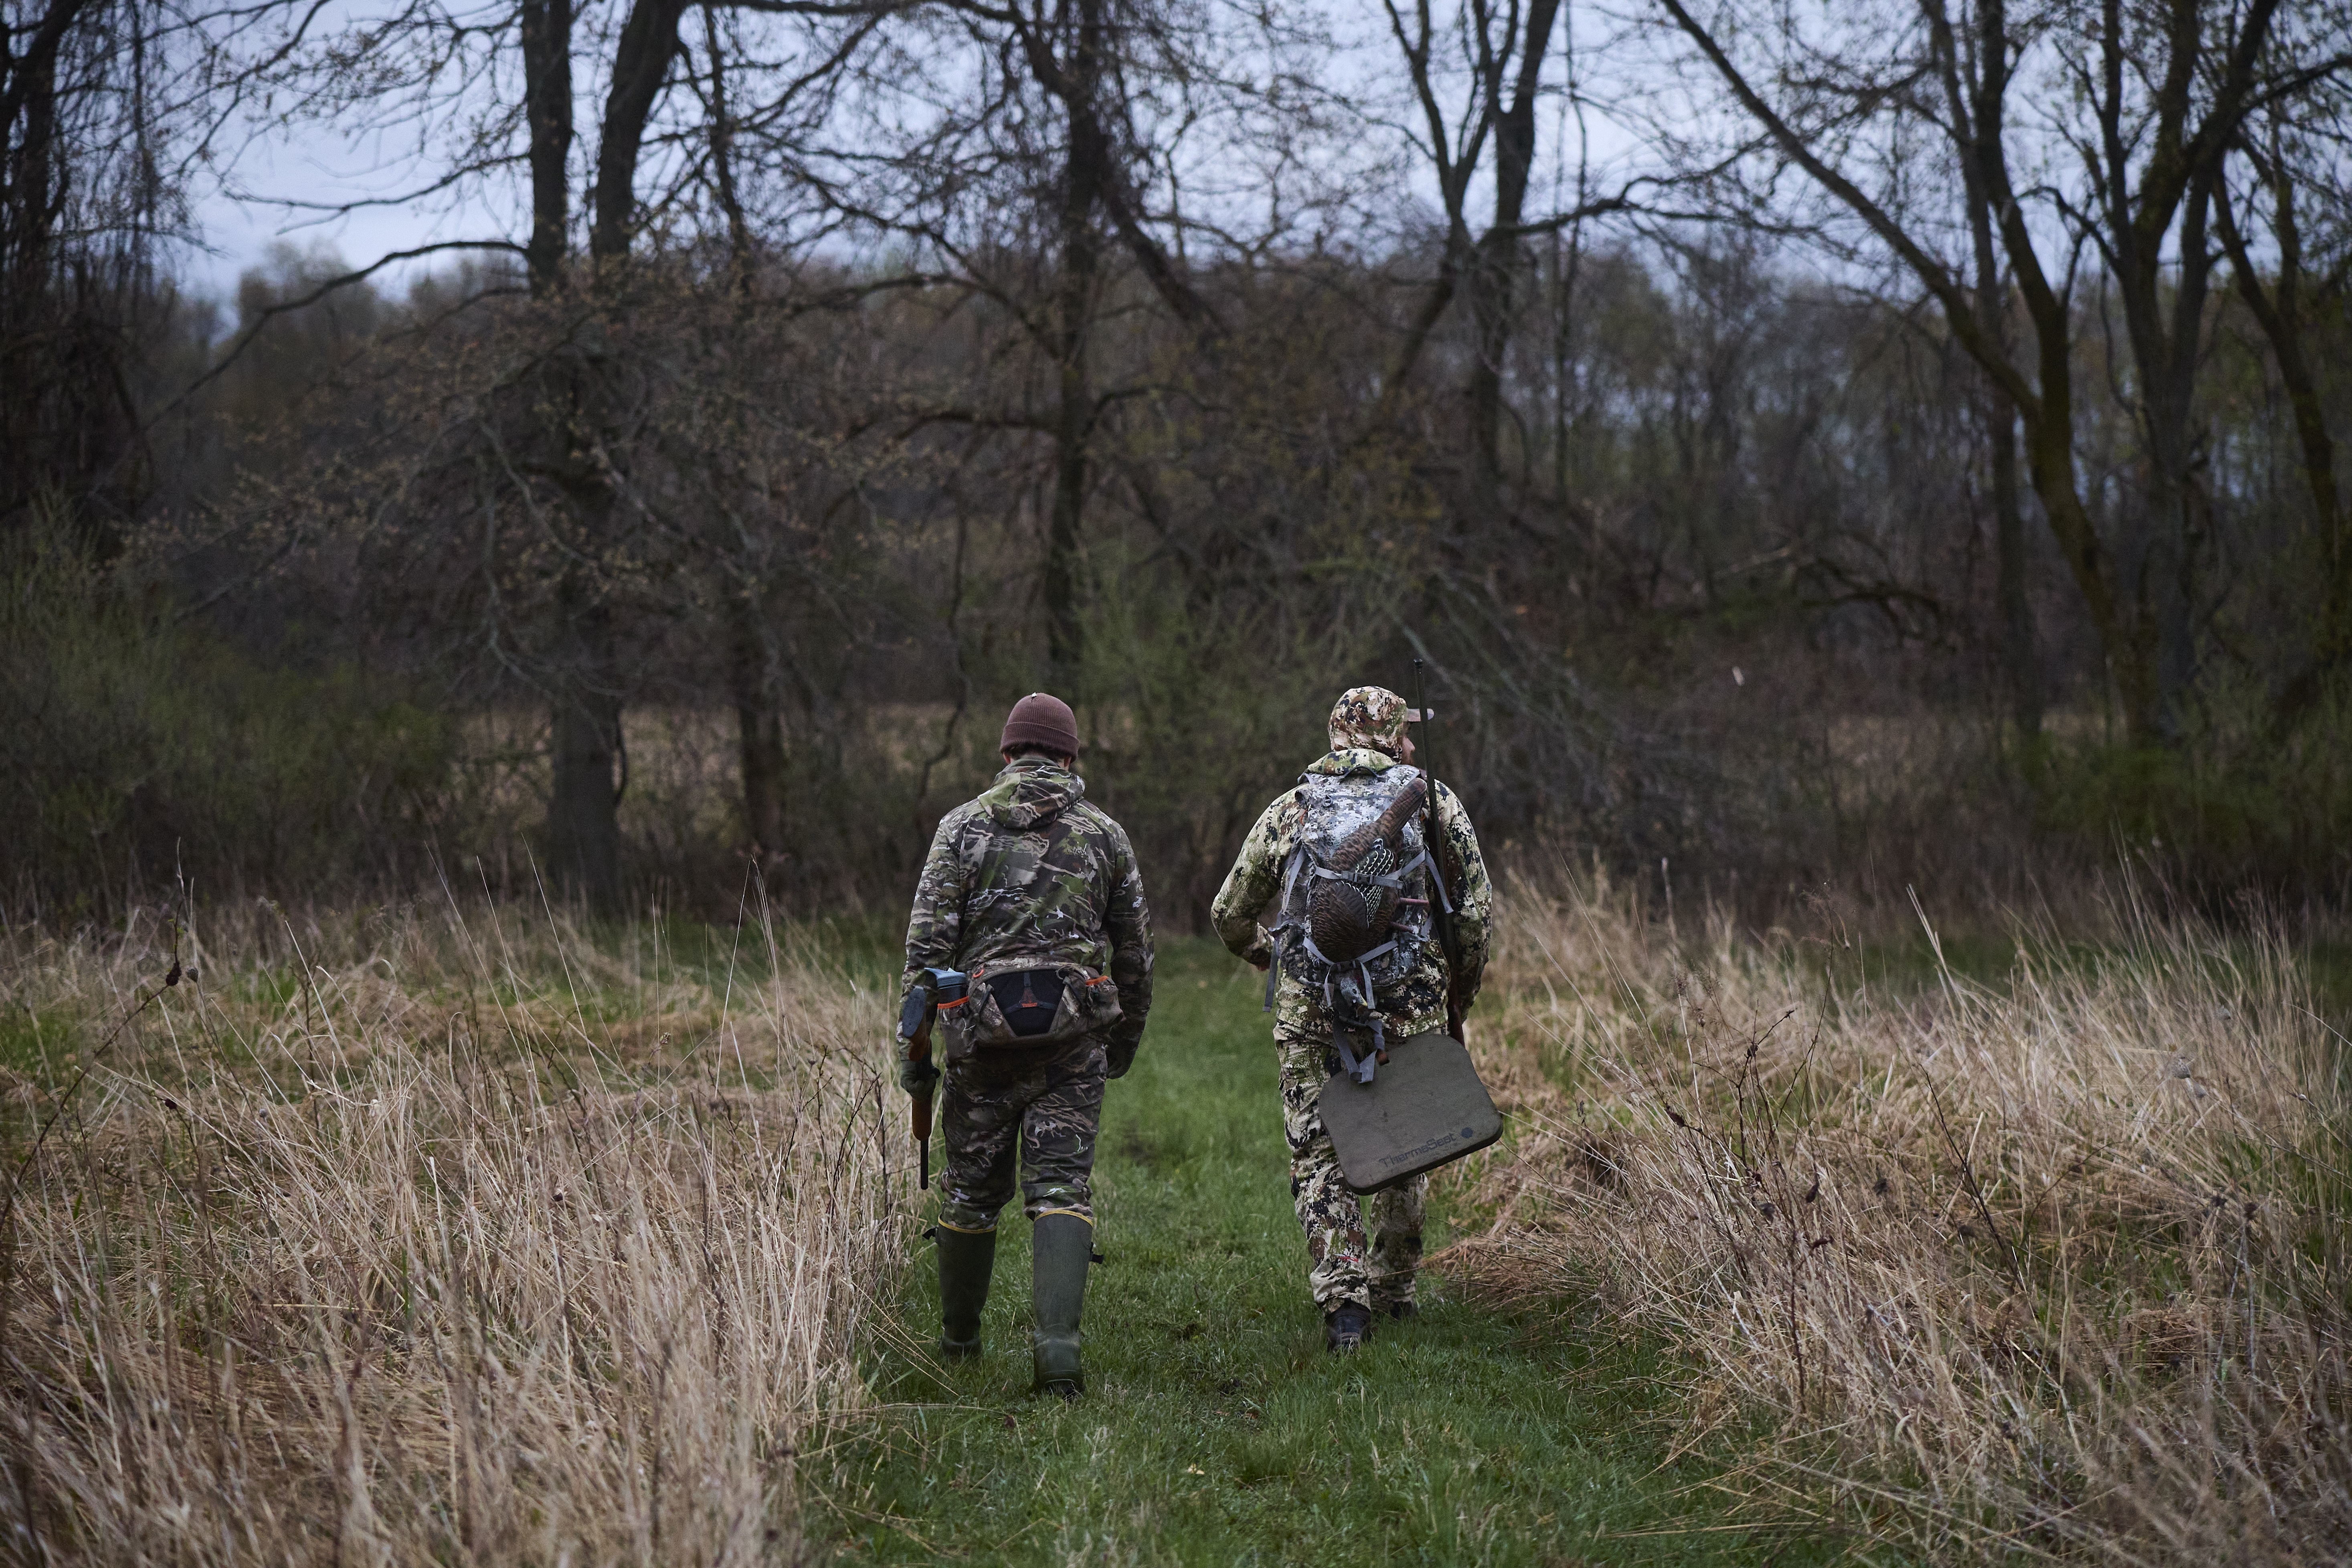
[1329,776,1428,873]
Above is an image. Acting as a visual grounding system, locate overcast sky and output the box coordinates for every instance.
[178,0,1653,305]
[173,0,2241,327]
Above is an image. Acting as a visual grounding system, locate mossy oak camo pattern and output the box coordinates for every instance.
[1212,744,1493,1310]
[902,755,1153,1233]
[901,756,1153,1059]
[1280,1025,1426,1309]
[935,1037,1106,1233]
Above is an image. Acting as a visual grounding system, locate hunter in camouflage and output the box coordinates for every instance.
[898,693,1153,1396]
[1211,685,1492,1349]
[900,731,1153,1229]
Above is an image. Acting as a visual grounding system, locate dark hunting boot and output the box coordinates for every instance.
[1324,1303,1374,1353]
[936,1225,996,1361]
[1031,1213,1092,1398]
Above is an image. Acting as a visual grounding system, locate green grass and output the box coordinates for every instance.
[0,1002,77,1079]
[814,942,1861,1565]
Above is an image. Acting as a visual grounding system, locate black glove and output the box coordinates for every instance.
[1105,1037,1139,1080]
[896,1046,941,1098]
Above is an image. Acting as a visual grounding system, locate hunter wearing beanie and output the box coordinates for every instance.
[898,692,1153,1400]
[999,692,1082,759]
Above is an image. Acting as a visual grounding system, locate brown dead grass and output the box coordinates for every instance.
[0,899,905,1564]
[1440,870,2352,1564]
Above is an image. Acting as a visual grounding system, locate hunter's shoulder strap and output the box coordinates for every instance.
[1263,843,1310,1013]
[1423,774,1466,909]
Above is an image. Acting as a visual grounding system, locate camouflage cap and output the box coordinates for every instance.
[1327,686,1421,757]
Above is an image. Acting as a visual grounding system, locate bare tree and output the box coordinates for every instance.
[799,0,1219,684]
[1375,0,1642,531]
[2214,65,2352,733]
[1650,0,2342,747]
[1924,0,2041,734]
[221,0,901,902]
[2,0,200,543]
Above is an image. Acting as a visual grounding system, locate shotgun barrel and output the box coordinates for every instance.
[1412,658,1467,1042]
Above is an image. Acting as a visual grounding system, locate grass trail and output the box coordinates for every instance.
[816,942,1854,1565]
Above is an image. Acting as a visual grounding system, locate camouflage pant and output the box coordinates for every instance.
[1276,1023,1426,1311]
[936,1035,1105,1234]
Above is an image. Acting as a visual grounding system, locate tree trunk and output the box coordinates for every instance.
[1465,271,1510,526]
[2016,382,2155,740]
[519,0,572,297]
[1043,0,1105,684]
[1045,321,1091,682]
[702,3,753,296]
[1952,40,2041,740]
[591,0,690,271]
[732,601,786,873]
[706,14,779,870]
[2113,214,2210,753]
[1989,404,2041,736]
[1957,0,2145,743]
[2216,162,2348,736]
[3,0,133,542]
[1973,0,2150,746]
[0,30,63,530]
[2135,441,2198,750]
[1463,0,1563,525]
[533,0,686,909]
[549,680,624,905]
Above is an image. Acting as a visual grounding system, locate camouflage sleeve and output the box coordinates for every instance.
[902,808,971,996]
[1210,794,1292,967]
[1101,821,1153,1057]
[1434,781,1493,1010]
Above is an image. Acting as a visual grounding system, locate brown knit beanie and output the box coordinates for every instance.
[1000,693,1080,758]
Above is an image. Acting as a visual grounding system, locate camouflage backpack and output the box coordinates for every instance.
[1263,767,1450,1082]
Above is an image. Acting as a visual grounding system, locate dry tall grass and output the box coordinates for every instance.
[0,899,903,1564]
[1444,872,2352,1564]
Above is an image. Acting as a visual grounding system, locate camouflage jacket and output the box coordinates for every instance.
[902,757,1153,1057]
[1211,748,1492,1034]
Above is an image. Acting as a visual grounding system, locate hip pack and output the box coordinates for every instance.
[939,962,1121,1058]
[1264,767,1450,1083]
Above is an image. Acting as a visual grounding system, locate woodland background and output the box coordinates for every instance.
[6,0,2352,928]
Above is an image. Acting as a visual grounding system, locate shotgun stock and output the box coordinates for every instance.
[897,968,968,1189]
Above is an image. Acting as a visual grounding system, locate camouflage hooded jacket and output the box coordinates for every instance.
[901,756,1153,1057]
[1211,747,1492,1034]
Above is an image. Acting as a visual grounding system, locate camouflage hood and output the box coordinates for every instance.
[979,756,1086,830]
[902,754,1153,1058]
[1302,747,1407,782]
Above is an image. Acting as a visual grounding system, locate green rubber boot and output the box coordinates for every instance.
[936,1225,996,1361]
[1030,1214,1092,1398]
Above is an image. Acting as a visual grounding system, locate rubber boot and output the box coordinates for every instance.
[1030,1214,1092,1398]
[1325,1304,1373,1353]
[936,1226,996,1361]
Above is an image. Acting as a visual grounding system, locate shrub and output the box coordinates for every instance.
[0,508,459,917]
